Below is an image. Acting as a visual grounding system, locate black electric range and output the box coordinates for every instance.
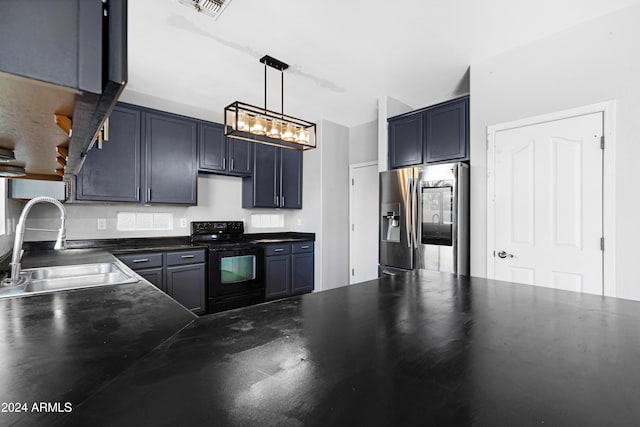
[191,221,264,313]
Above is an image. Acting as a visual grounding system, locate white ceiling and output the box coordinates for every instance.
[127,0,640,127]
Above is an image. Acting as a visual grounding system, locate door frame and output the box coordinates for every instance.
[486,101,616,296]
[349,160,378,284]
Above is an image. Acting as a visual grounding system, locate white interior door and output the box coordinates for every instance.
[349,162,379,284]
[492,112,603,295]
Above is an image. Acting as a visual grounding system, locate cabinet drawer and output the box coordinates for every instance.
[166,249,206,266]
[292,242,313,254]
[117,252,163,270]
[264,244,291,256]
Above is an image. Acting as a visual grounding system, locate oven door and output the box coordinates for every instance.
[209,247,264,297]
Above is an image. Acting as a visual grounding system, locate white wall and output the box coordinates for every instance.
[470,4,640,300]
[378,96,413,172]
[320,120,350,290]
[349,120,378,165]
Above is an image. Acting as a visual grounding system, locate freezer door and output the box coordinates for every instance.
[379,168,414,270]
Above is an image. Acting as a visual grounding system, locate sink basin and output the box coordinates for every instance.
[0,262,138,298]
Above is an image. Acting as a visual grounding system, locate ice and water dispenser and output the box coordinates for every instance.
[381,203,401,243]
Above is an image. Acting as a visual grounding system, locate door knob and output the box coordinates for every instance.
[497,250,514,259]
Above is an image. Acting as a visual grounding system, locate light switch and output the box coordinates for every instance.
[97,218,107,230]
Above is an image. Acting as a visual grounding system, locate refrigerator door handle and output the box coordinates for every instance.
[405,175,412,248]
[412,178,419,248]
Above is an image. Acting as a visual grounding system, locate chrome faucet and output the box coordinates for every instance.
[2,197,67,287]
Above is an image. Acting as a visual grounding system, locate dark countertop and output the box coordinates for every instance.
[0,233,316,272]
[0,250,196,427]
[10,269,634,426]
[11,232,316,256]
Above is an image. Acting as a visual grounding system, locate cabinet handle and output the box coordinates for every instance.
[223,158,226,169]
[275,195,279,206]
[231,159,234,170]
[103,117,110,141]
[147,188,151,201]
[274,248,284,252]
[180,254,195,259]
[301,245,309,249]
[281,195,285,207]
[132,258,149,263]
[136,187,140,200]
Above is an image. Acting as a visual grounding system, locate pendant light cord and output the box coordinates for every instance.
[262,58,286,117]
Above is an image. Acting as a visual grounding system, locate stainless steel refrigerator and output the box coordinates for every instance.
[379,162,469,276]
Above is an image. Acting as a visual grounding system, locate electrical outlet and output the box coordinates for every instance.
[97,218,107,230]
[179,218,187,228]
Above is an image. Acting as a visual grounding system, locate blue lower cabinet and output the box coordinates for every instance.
[264,242,314,301]
[292,252,314,294]
[117,249,206,314]
[136,267,165,292]
[166,264,206,315]
[265,255,291,300]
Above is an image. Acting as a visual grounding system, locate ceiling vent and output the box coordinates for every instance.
[177,0,233,20]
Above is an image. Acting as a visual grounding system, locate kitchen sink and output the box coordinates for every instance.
[0,262,138,298]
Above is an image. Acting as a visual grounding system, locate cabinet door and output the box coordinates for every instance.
[144,112,198,204]
[137,267,165,293]
[291,252,314,295]
[198,122,226,173]
[424,98,468,163]
[0,0,101,92]
[166,264,206,315]
[265,255,291,300]
[280,148,303,209]
[244,143,279,208]
[228,138,252,176]
[76,105,141,202]
[388,113,423,169]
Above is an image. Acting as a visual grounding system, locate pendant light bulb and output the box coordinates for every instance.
[267,120,282,139]
[250,115,266,135]
[237,111,249,131]
[282,123,295,142]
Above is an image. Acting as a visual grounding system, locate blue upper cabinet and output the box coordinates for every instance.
[144,111,198,205]
[0,0,128,176]
[242,143,303,209]
[0,0,126,94]
[198,122,252,176]
[76,105,141,202]
[424,97,468,163]
[198,122,226,173]
[388,112,423,169]
[75,103,198,205]
[280,148,303,209]
[244,143,279,208]
[388,96,469,169]
[227,139,252,176]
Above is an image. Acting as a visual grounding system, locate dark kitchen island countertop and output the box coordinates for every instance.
[6,269,632,427]
[0,250,196,427]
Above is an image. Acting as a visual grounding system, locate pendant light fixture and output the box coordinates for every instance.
[224,55,316,151]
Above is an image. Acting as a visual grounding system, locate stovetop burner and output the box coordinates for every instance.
[191,221,249,247]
